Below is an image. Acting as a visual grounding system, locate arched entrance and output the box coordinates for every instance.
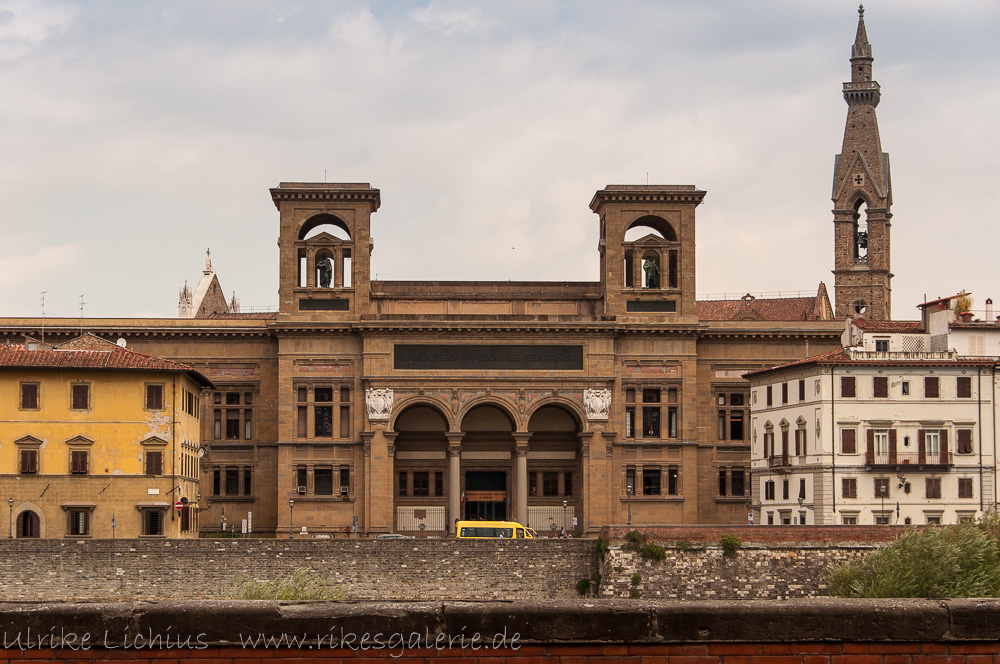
[16,510,40,538]
[459,404,516,522]
[392,404,449,536]
[526,405,582,535]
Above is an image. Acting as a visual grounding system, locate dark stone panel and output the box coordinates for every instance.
[394,344,584,371]
[299,299,350,311]
[627,300,677,312]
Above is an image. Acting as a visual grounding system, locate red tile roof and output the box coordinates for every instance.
[853,319,923,333]
[697,296,827,321]
[0,344,213,386]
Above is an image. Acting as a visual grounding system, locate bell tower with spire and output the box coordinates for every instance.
[832,4,893,321]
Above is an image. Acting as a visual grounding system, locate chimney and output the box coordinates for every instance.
[986,298,994,322]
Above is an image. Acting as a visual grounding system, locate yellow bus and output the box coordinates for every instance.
[456,520,537,539]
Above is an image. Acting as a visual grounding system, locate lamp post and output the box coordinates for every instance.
[562,499,568,535]
[111,513,116,539]
[288,499,294,539]
[7,498,13,539]
[879,484,887,523]
[626,482,633,526]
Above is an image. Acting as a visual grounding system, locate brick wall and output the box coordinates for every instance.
[0,539,596,601]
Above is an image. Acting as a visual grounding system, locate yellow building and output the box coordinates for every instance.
[0,334,212,538]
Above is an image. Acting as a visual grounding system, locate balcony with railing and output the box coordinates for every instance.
[867,451,953,467]
[767,454,791,468]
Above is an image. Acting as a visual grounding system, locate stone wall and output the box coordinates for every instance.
[0,599,997,663]
[0,539,596,602]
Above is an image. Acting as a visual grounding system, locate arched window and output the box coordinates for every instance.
[852,199,869,262]
[17,510,40,538]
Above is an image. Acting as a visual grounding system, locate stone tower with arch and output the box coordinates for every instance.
[832,5,893,321]
[590,185,705,320]
[271,182,380,320]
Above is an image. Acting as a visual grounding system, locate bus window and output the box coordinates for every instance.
[501,528,513,538]
[516,528,524,538]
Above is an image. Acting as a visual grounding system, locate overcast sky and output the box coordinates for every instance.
[1,0,998,321]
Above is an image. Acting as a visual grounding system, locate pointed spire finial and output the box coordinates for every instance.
[859,3,864,18]
[204,248,213,274]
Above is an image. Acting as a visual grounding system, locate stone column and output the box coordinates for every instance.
[583,389,613,535]
[445,433,464,534]
[512,432,532,526]
[363,388,395,534]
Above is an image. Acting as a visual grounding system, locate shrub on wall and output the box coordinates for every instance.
[595,537,609,561]
[720,535,741,558]
[640,543,666,560]
[220,568,345,600]
[575,578,591,596]
[828,514,1000,598]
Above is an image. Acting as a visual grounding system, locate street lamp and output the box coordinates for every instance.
[7,498,13,539]
[879,484,887,523]
[111,513,116,539]
[562,499,568,535]
[626,482,633,526]
[288,499,294,539]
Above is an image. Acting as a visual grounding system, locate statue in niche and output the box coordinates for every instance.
[317,256,333,288]
[642,257,659,289]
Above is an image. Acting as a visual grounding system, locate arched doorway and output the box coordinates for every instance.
[526,404,582,535]
[393,404,449,536]
[460,404,516,522]
[16,510,40,538]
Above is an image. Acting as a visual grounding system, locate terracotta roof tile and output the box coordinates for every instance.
[853,319,923,333]
[0,344,213,386]
[697,296,827,321]
[744,348,995,379]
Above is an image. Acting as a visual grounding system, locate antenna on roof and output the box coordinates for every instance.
[40,291,47,345]
[79,295,87,336]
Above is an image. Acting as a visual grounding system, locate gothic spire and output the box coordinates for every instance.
[852,5,872,60]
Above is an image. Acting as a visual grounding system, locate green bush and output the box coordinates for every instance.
[219,568,346,600]
[575,578,591,596]
[676,539,692,551]
[640,543,667,560]
[595,537,609,561]
[622,530,646,551]
[631,572,642,586]
[628,587,642,599]
[827,518,1000,598]
[720,534,741,558]
[614,566,625,573]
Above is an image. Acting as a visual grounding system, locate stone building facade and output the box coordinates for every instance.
[0,8,901,537]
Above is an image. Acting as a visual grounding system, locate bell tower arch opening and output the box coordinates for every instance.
[272,182,379,319]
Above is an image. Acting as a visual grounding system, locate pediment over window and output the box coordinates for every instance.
[139,436,169,447]
[15,435,43,446]
[66,435,95,446]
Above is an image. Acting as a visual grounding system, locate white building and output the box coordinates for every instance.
[745,346,997,526]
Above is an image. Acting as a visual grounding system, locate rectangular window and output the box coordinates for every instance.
[642,468,661,495]
[20,449,38,474]
[842,515,858,525]
[625,468,635,495]
[667,467,679,495]
[625,407,635,438]
[957,429,973,454]
[214,410,222,440]
[764,480,775,501]
[642,407,660,438]
[314,468,334,495]
[924,376,939,398]
[213,469,221,496]
[926,478,941,499]
[226,410,240,439]
[841,377,856,398]
[841,428,857,454]
[718,469,727,496]
[412,471,429,497]
[564,472,573,496]
[297,406,307,438]
[143,510,164,536]
[146,384,164,410]
[766,386,773,407]
[314,406,333,437]
[781,383,788,404]
[244,410,253,440]
[842,478,857,499]
[339,406,351,439]
[296,468,308,494]
[529,471,537,497]
[798,478,806,501]
[68,509,90,536]
[798,380,805,401]
[542,472,559,496]
[875,339,889,352]
[225,467,239,495]
[957,376,972,398]
[71,384,90,410]
[342,468,352,495]
[925,430,940,457]
[70,450,89,475]
[145,450,163,476]
[901,381,910,396]
[243,467,252,495]
[873,376,888,398]
[731,469,745,496]
[874,429,889,455]
[782,479,789,500]
[433,471,443,497]
[666,407,678,438]
[20,383,39,410]
[958,478,973,499]
[874,477,889,499]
